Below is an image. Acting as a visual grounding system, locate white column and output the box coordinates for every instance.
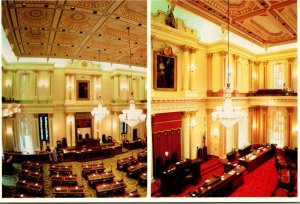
[180,45,190,91]
[189,47,197,90]
[49,70,53,99]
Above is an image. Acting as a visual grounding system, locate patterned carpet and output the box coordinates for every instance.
[2,148,147,198]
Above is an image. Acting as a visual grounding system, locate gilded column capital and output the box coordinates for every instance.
[263,61,268,66]
[287,57,294,64]
[248,60,253,65]
[183,111,190,118]
[254,61,260,66]
[232,54,239,61]
[189,47,197,53]
[207,53,213,59]
[219,50,227,56]
[180,45,190,52]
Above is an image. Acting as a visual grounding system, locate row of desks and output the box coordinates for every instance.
[52,185,84,197]
[96,180,127,197]
[189,165,246,197]
[16,179,44,197]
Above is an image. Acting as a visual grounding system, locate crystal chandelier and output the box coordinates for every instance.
[91,50,109,120]
[211,1,246,128]
[119,27,146,128]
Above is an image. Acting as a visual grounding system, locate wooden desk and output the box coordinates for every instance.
[22,161,43,171]
[5,152,51,163]
[96,183,113,197]
[121,190,140,197]
[189,165,246,197]
[101,171,115,183]
[117,156,138,171]
[49,165,72,175]
[87,173,103,187]
[19,169,43,182]
[127,162,147,178]
[52,186,84,197]
[50,174,78,186]
[76,139,100,150]
[161,158,202,196]
[16,179,44,196]
[138,172,147,186]
[111,180,127,195]
[238,145,252,157]
[63,145,122,162]
[238,146,273,171]
[138,150,147,162]
[82,163,105,178]
[123,140,143,150]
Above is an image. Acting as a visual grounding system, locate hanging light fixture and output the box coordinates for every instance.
[119,27,146,128]
[211,1,246,128]
[91,50,109,120]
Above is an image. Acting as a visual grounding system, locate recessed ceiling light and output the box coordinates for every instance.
[71,45,74,47]
[87,46,90,49]
[98,34,102,37]
[93,11,97,14]
[71,6,75,10]
[41,43,44,45]
[80,31,83,34]
[79,55,81,58]
[119,51,122,53]
[248,31,252,34]
[135,42,138,44]
[288,28,291,31]
[116,16,120,19]
[27,43,29,45]
[57,44,60,46]
[62,29,66,32]
[24,27,28,30]
[260,2,265,6]
[138,23,142,26]
[22,3,26,7]
[104,49,106,51]
[54,54,56,56]
[66,54,68,57]
[42,28,45,31]
[44,4,49,8]
[282,23,286,26]
[275,16,279,20]
[118,38,121,40]
[208,7,212,11]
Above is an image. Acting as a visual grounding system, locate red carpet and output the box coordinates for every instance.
[230,157,278,197]
[152,156,280,197]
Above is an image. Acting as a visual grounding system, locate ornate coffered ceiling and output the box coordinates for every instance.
[177,0,297,46]
[2,0,147,67]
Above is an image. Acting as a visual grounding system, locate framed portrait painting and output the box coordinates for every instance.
[153,46,177,91]
[77,80,90,100]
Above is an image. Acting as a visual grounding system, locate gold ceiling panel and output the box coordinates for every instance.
[2,0,147,68]
[178,0,297,46]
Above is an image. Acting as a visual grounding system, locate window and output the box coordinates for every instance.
[20,115,34,153]
[273,63,284,89]
[270,111,285,148]
[120,122,127,134]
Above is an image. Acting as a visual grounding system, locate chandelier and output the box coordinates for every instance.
[211,1,246,128]
[91,51,109,120]
[119,27,146,128]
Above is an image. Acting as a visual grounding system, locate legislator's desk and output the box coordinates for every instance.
[19,169,43,182]
[16,179,44,196]
[87,173,103,187]
[52,185,84,197]
[82,163,105,178]
[161,158,202,196]
[4,151,51,163]
[117,156,138,171]
[121,190,140,197]
[238,146,273,172]
[123,139,143,150]
[138,172,147,186]
[22,161,43,171]
[49,165,72,175]
[76,138,100,150]
[63,144,122,162]
[101,171,115,183]
[138,150,147,162]
[50,174,78,186]
[238,145,252,157]
[95,180,126,197]
[126,162,147,177]
[189,165,246,197]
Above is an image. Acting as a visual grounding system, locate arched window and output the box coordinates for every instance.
[273,63,284,89]
[270,110,285,148]
[19,114,34,153]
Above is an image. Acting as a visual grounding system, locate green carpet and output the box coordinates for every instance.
[2,148,147,198]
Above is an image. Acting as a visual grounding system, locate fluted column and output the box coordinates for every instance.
[189,47,197,90]
[254,62,260,91]
[48,70,53,99]
[65,74,69,100]
[190,111,196,159]
[207,53,213,95]
[112,75,118,101]
[206,109,212,154]
[219,51,227,92]
[66,113,75,147]
[261,107,268,144]
[71,75,75,101]
[182,112,190,159]
[180,45,190,91]
[263,61,268,89]
[233,54,239,92]
[248,60,253,92]
[219,123,226,157]
[287,58,294,89]
[287,107,293,147]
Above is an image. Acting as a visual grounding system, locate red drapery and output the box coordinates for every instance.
[152,112,182,177]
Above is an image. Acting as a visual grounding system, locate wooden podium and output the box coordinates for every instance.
[76,139,100,150]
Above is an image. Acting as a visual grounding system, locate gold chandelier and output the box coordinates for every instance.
[211,0,246,128]
[119,27,146,128]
